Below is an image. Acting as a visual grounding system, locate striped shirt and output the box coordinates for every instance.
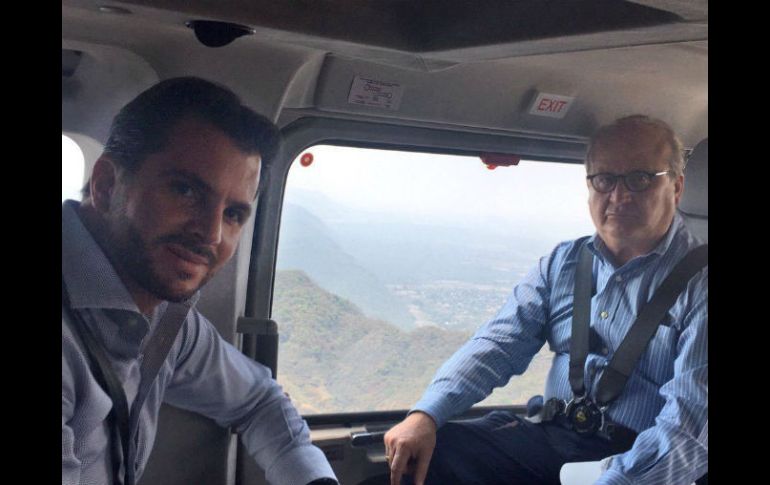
[413,212,707,485]
[62,201,337,485]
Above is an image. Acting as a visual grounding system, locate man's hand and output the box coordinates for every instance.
[383,411,438,485]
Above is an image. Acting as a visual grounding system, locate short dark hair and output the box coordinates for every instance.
[83,76,280,196]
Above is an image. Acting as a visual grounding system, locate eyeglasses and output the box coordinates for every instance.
[586,170,672,193]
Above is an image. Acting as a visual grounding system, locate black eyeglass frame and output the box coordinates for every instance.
[586,170,673,193]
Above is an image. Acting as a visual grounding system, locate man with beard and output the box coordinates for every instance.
[62,77,338,485]
[384,115,707,485]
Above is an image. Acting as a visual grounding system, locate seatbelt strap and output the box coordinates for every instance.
[595,244,708,405]
[569,243,708,406]
[62,277,190,485]
[569,241,595,397]
[125,301,190,484]
[62,278,131,485]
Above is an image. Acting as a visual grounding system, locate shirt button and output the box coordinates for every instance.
[615,275,623,282]
[600,311,609,319]
[601,347,609,355]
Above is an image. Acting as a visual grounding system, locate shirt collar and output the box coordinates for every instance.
[61,200,200,313]
[651,211,683,256]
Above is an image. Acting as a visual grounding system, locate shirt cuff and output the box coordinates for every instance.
[411,391,457,429]
[264,444,337,485]
[594,468,633,485]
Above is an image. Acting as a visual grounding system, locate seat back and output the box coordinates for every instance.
[678,138,708,242]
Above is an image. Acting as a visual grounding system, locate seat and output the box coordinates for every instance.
[679,138,708,242]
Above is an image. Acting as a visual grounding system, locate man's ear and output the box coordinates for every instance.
[90,156,118,213]
[673,174,685,205]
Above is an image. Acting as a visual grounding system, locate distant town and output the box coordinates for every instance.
[389,279,521,331]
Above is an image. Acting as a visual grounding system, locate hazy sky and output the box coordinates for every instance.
[286,145,595,239]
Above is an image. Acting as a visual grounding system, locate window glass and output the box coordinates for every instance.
[62,134,86,202]
[274,145,594,414]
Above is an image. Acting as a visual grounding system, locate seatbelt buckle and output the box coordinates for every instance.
[565,396,605,435]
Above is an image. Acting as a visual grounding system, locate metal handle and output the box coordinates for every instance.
[350,431,386,448]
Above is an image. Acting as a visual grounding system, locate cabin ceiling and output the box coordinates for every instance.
[62,0,707,147]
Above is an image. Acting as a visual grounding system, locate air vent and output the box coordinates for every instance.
[62,50,83,78]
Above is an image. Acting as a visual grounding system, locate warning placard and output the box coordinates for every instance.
[348,76,404,110]
[528,92,575,119]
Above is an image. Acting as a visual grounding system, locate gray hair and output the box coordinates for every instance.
[586,115,685,176]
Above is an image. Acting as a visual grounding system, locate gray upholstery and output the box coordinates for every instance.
[138,405,233,485]
[679,138,708,242]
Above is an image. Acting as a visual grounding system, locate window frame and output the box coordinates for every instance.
[244,116,589,420]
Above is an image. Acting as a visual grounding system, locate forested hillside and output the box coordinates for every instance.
[274,270,553,414]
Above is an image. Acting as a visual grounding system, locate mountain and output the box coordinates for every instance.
[280,189,557,287]
[331,221,538,285]
[273,270,553,415]
[277,203,415,330]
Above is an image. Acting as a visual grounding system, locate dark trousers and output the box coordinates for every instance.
[405,410,634,485]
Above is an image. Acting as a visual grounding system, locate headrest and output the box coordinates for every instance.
[679,138,707,217]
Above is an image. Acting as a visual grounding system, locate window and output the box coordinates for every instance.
[62,134,86,202]
[273,145,594,414]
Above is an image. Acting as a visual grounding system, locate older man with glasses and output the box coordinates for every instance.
[384,115,708,485]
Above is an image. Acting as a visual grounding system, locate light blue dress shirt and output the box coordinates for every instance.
[62,201,337,485]
[413,213,707,485]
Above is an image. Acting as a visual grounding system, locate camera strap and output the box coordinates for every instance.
[570,242,708,406]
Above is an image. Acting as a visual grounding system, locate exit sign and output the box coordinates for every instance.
[529,92,575,119]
